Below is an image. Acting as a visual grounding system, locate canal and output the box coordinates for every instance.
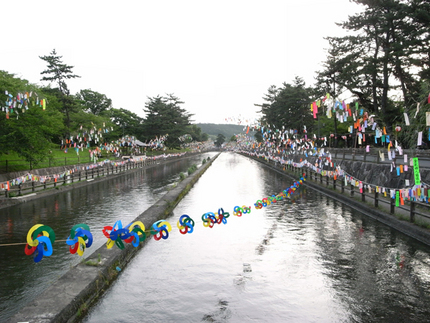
[0,152,216,322]
[82,152,430,323]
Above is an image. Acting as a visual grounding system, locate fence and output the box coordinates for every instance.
[3,157,159,198]
[284,162,430,226]
[286,147,430,166]
[0,156,95,173]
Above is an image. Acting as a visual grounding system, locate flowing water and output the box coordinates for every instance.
[0,153,216,322]
[82,152,430,323]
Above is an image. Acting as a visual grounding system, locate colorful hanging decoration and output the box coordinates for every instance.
[103,220,146,249]
[150,220,172,240]
[177,215,195,234]
[25,224,56,263]
[66,224,93,256]
[15,176,307,262]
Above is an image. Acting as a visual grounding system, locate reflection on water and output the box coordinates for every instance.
[0,153,216,322]
[83,152,430,323]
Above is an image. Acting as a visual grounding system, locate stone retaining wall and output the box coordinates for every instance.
[288,155,430,188]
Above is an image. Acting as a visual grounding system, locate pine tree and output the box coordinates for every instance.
[317,0,430,131]
[261,77,313,134]
[40,49,80,135]
[142,94,193,148]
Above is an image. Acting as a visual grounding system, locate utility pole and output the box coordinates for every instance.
[333,74,338,148]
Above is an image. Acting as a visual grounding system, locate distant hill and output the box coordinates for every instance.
[195,123,254,139]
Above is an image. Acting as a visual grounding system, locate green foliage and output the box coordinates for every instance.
[187,164,197,175]
[195,123,250,139]
[0,146,116,173]
[142,94,193,148]
[261,77,314,133]
[254,131,263,143]
[76,89,112,115]
[69,110,109,132]
[0,70,38,94]
[39,49,80,135]
[39,49,80,95]
[0,71,64,164]
[1,62,199,167]
[84,253,102,266]
[317,0,430,130]
[185,124,208,142]
[229,135,237,142]
[314,114,352,147]
[397,81,430,149]
[215,134,225,147]
[107,108,144,139]
[7,108,63,165]
[179,172,186,181]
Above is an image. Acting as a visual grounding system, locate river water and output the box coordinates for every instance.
[82,152,430,323]
[0,153,216,322]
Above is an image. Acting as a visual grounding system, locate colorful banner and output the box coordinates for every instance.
[413,157,421,186]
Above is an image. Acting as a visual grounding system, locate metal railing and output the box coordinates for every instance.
[287,163,430,225]
[0,156,95,173]
[287,147,430,167]
[3,158,159,198]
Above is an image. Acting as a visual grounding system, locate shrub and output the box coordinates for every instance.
[179,172,186,181]
[187,164,197,175]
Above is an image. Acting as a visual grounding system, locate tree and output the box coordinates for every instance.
[40,49,80,135]
[215,134,225,147]
[5,107,63,165]
[254,131,263,143]
[397,81,430,149]
[76,89,112,115]
[0,70,64,163]
[107,108,144,139]
[317,0,430,131]
[142,94,193,148]
[185,124,208,142]
[260,77,314,135]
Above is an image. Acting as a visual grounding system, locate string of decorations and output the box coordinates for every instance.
[241,149,430,205]
[0,152,187,191]
[4,177,306,263]
[2,90,47,119]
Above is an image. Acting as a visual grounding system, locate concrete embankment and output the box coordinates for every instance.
[245,154,430,248]
[0,153,205,210]
[6,153,219,323]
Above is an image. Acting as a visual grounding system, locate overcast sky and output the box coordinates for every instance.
[2,0,363,125]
